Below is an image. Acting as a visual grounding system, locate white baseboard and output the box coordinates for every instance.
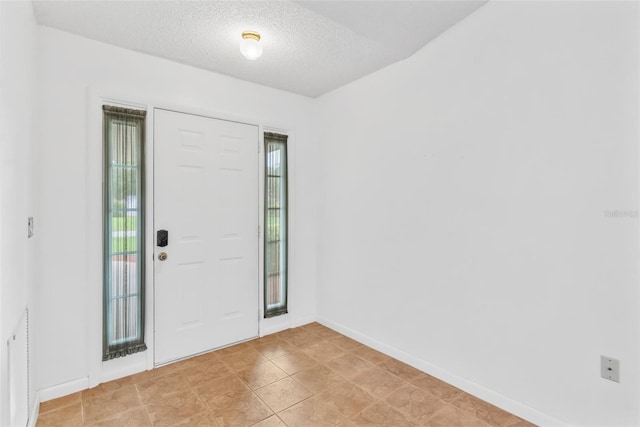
[99,352,147,385]
[38,377,89,403]
[260,314,292,336]
[317,316,567,427]
[291,315,316,328]
[260,313,317,336]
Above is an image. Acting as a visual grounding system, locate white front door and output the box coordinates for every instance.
[154,108,259,365]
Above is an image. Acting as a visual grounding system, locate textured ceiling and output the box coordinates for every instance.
[32,0,487,98]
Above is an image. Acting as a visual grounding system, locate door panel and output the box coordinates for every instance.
[154,109,259,365]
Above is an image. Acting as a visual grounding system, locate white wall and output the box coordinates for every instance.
[315,2,639,426]
[29,2,640,425]
[0,1,38,425]
[35,27,318,396]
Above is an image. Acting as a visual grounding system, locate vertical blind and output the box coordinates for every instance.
[102,105,147,360]
[264,132,288,317]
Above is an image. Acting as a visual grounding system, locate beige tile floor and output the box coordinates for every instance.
[37,323,535,427]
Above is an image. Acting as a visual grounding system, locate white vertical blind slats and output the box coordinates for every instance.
[103,105,147,360]
[264,133,288,317]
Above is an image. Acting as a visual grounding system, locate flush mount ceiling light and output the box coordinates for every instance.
[240,31,263,60]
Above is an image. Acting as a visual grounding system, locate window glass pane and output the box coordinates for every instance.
[264,133,288,317]
[110,121,139,166]
[269,177,281,209]
[103,106,147,360]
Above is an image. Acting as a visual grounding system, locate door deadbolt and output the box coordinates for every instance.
[157,229,169,247]
[158,252,168,261]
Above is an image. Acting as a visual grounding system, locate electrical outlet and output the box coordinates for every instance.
[601,356,619,383]
[27,217,34,238]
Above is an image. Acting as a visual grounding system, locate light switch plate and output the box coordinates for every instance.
[601,355,619,383]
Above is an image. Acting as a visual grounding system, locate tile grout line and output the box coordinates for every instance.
[134,383,154,426]
[445,394,504,427]
[190,376,223,427]
[339,374,394,424]
[254,369,318,423]
[422,402,451,423]
[36,324,531,427]
[232,371,279,425]
[187,381,214,425]
[331,367,448,425]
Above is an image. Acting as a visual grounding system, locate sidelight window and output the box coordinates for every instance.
[264,132,288,318]
[102,105,147,360]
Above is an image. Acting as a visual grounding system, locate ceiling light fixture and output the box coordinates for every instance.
[240,31,263,60]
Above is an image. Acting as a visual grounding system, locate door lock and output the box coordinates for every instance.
[157,229,169,247]
[158,252,168,261]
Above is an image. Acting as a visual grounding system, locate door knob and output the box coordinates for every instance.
[158,252,168,261]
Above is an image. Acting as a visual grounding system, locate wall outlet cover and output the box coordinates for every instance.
[601,355,620,383]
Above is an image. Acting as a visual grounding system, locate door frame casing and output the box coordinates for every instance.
[86,87,297,388]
